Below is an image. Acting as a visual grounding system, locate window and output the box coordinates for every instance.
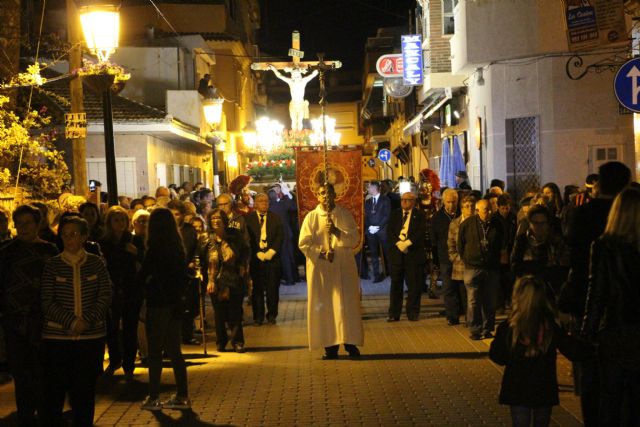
[589,145,622,174]
[442,0,458,36]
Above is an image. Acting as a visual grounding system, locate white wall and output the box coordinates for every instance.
[110,46,194,109]
[451,0,566,74]
[465,56,634,192]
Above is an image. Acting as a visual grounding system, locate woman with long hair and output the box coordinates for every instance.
[541,183,563,218]
[207,208,250,353]
[583,187,640,425]
[138,208,190,411]
[100,205,141,378]
[490,276,589,427]
[79,202,104,242]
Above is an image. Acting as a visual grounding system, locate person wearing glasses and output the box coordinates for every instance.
[40,216,112,426]
[510,205,570,295]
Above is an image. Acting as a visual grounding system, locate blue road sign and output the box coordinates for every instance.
[378,149,391,162]
[367,158,376,168]
[614,58,640,113]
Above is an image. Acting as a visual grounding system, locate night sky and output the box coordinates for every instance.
[257,0,414,72]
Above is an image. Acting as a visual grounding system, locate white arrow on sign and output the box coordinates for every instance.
[626,66,640,104]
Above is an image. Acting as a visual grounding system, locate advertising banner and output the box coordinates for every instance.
[401,34,423,86]
[295,148,363,250]
[563,0,626,51]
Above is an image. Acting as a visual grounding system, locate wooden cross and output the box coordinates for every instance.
[251,30,342,72]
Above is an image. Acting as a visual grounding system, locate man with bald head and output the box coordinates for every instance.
[246,194,284,325]
[457,199,503,340]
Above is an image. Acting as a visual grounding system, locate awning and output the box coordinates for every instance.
[402,89,451,137]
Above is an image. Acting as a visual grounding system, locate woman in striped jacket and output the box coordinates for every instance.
[40,216,112,427]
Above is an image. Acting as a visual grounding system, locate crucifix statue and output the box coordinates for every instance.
[251,30,342,131]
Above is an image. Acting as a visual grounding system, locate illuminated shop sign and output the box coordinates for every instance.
[401,34,423,86]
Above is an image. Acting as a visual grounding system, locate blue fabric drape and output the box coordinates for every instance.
[439,137,454,188]
[452,135,466,185]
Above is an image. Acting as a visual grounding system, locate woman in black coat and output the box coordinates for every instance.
[582,187,640,426]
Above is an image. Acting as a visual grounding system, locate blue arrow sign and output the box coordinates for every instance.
[378,149,391,162]
[614,58,640,113]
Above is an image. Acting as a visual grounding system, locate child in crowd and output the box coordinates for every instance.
[489,276,590,427]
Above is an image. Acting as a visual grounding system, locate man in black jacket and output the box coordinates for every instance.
[457,199,503,340]
[365,181,391,283]
[387,192,426,321]
[430,189,459,325]
[246,194,284,325]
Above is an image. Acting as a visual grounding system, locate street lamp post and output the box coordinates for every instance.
[78,1,120,206]
[203,96,224,196]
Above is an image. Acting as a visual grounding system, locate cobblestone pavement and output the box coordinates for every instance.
[0,279,584,426]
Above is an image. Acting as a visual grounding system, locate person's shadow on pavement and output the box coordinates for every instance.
[152,409,232,426]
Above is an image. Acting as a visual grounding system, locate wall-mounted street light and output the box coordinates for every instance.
[78,0,121,206]
[203,96,225,196]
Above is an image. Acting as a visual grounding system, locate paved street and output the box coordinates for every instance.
[0,279,583,426]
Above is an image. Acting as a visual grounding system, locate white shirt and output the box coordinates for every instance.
[399,209,412,241]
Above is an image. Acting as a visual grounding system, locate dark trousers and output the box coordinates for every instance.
[42,338,104,427]
[463,267,499,335]
[181,278,200,341]
[389,255,424,318]
[498,264,514,309]
[146,306,188,399]
[441,264,466,322]
[251,261,281,322]
[106,295,141,372]
[510,406,552,427]
[598,356,640,426]
[280,234,298,284]
[580,356,599,427]
[4,327,43,426]
[366,231,389,277]
[211,287,244,346]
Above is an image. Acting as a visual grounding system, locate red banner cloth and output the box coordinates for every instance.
[295,147,363,251]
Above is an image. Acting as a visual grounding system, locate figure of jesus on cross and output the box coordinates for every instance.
[269,64,318,132]
[252,30,341,132]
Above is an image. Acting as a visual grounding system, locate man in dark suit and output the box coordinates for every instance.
[364,181,391,282]
[246,194,284,325]
[430,188,460,325]
[387,191,426,321]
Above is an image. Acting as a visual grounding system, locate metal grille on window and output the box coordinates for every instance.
[506,117,539,201]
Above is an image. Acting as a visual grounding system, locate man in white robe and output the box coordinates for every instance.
[299,184,364,359]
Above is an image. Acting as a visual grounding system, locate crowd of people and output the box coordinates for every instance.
[0,160,638,426]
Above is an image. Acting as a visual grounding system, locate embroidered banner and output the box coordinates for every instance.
[295,147,363,250]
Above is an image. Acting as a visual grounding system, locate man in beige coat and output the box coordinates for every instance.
[299,184,363,359]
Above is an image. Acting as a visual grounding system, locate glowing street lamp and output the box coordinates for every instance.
[79,3,120,62]
[78,0,121,206]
